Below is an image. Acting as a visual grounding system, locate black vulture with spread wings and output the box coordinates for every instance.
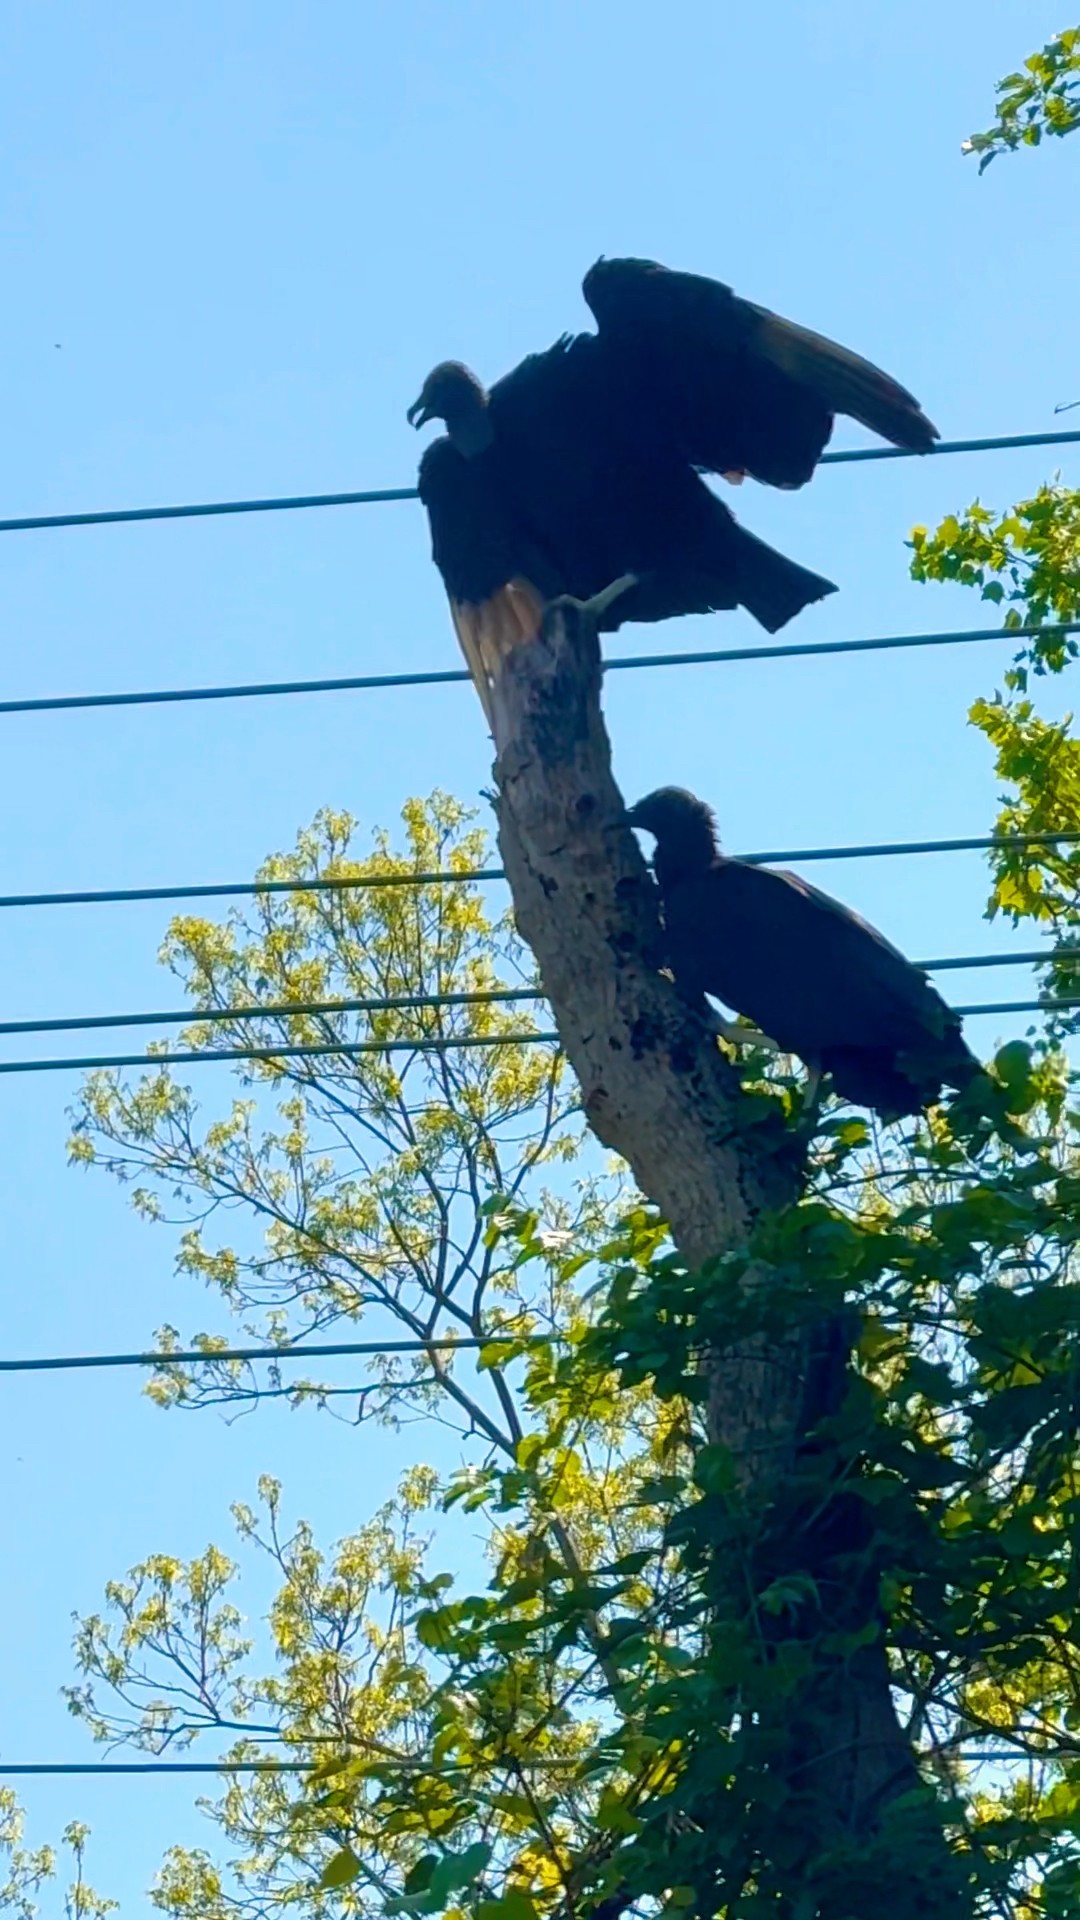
[625,786,976,1121]
[408,258,938,715]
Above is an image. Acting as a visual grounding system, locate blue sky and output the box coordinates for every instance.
[0,0,1076,1907]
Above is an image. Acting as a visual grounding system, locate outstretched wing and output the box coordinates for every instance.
[583,256,939,489]
[664,856,958,1059]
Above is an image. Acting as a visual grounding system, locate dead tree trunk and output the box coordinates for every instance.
[474,600,962,1910]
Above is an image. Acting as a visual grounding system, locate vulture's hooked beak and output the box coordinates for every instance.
[407,397,432,429]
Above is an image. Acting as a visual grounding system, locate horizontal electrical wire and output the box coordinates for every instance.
[0,1760,311,1777]
[0,487,415,536]
[962,997,1080,1017]
[5,621,1078,718]
[0,1748,1050,1777]
[926,948,1077,973]
[0,997,1073,1079]
[2,831,1079,916]
[0,1755,628,1782]
[821,428,1080,463]
[0,986,540,1037]
[0,1032,561,1076]
[0,1334,536,1375]
[0,871,505,911]
[0,1753,593,1776]
[1,949,1075,1043]
[0,428,1077,538]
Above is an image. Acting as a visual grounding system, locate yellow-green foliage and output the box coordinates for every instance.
[963,29,1080,169]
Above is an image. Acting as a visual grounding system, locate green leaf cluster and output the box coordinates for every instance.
[964,29,1080,169]
[908,476,1080,1030]
[910,488,1080,686]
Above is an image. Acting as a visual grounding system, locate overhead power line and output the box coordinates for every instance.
[926,948,1077,974]
[2,830,1079,916]
[0,488,415,537]
[0,1760,311,1777]
[0,986,539,1037]
[0,428,1076,538]
[0,997,1073,1079]
[5,621,1079,719]
[0,949,1074,1044]
[0,1755,588,1777]
[0,872,503,911]
[0,1747,1051,1779]
[0,1032,560,1076]
[963,996,1080,1017]
[821,429,1080,464]
[0,1333,540,1376]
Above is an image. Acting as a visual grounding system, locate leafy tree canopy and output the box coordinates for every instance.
[34,789,1080,1919]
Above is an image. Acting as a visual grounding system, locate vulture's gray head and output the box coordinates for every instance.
[407,362,492,455]
[624,787,720,879]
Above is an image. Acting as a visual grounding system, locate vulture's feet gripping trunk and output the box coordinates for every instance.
[543,573,640,628]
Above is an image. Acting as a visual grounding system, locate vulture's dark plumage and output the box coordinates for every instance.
[408,258,939,705]
[626,787,977,1120]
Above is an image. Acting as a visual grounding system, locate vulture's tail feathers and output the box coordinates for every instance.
[731,526,837,634]
[944,1036,982,1092]
[822,1048,925,1119]
[930,1033,984,1107]
[449,579,547,722]
[825,1015,980,1121]
[754,309,940,453]
[918,1002,983,1093]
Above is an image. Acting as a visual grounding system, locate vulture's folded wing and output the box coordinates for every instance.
[417,437,556,718]
[666,857,958,1059]
[418,438,519,605]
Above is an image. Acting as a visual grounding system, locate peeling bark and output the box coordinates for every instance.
[489,604,793,1268]
[488,604,815,1500]
[480,601,957,1894]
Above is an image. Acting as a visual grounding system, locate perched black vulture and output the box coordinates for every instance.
[408,260,938,712]
[409,353,836,716]
[625,787,978,1120]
